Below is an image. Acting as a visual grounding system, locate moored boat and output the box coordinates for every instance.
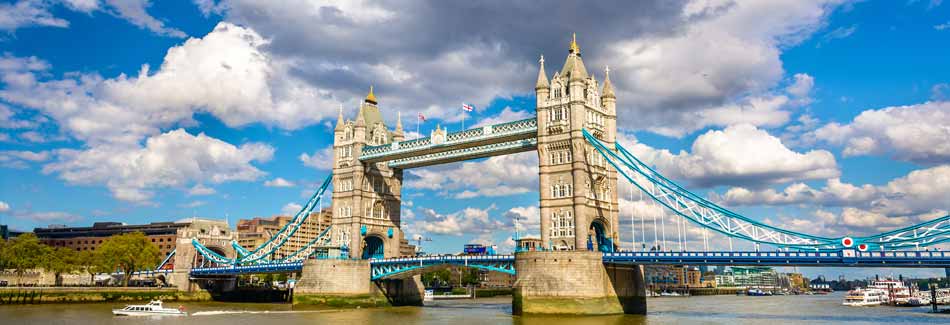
[843,288,888,306]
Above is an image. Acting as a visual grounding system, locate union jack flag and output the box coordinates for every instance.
[418,112,426,121]
[461,103,474,112]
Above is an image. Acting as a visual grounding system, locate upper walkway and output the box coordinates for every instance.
[360,118,537,168]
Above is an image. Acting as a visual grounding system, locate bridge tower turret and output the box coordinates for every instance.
[536,34,620,252]
[331,87,408,259]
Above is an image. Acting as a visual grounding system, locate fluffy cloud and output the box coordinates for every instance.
[188,184,216,196]
[412,205,505,236]
[299,146,334,170]
[281,202,303,216]
[606,0,844,136]
[42,129,273,202]
[0,200,9,213]
[10,208,82,223]
[503,205,540,234]
[717,165,950,232]
[0,23,336,146]
[0,0,185,37]
[624,124,838,188]
[0,150,50,169]
[812,101,950,164]
[264,177,296,187]
[405,151,538,198]
[0,0,69,31]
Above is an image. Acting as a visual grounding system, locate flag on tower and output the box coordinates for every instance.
[418,112,426,121]
[461,103,474,112]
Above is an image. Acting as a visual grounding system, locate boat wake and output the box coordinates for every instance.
[191,309,339,316]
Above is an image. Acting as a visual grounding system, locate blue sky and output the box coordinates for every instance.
[1,1,948,279]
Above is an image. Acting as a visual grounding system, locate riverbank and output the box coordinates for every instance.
[0,287,211,304]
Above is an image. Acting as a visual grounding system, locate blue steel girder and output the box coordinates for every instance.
[360,118,537,165]
[369,255,515,280]
[388,138,537,169]
[602,250,950,268]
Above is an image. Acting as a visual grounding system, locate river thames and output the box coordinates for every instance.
[1,292,946,325]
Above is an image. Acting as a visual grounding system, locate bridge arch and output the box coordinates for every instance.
[589,218,613,252]
[194,245,230,268]
[362,235,385,259]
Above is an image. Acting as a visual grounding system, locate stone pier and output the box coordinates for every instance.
[294,259,423,307]
[512,251,646,315]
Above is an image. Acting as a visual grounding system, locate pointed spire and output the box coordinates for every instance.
[535,55,549,90]
[569,32,580,55]
[355,103,366,127]
[335,103,345,130]
[396,111,404,132]
[602,65,615,99]
[364,85,378,105]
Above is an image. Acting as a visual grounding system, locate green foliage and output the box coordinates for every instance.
[77,250,109,284]
[96,232,161,286]
[461,268,480,286]
[422,268,453,287]
[42,247,80,285]
[0,233,51,278]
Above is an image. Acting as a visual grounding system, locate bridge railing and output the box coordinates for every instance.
[359,117,537,161]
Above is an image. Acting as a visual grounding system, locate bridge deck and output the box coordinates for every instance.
[359,118,537,168]
[188,250,950,276]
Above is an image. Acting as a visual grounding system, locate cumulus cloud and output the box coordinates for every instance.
[0,200,9,213]
[188,184,216,196]
[405,151,538,198]
[42,129,273,203]
[0,0,69,31]
[0,0,186,37]
[299,146,334,170]
[624,124,838,188]
[716,165,950,233]
[281,202,303,216]
[0,150,50,169]
[503,205,540,234]
[264,177,296,187]
[412,205,505,236]
[812,101,950,164]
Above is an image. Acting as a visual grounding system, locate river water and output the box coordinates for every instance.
[2,292,946,324]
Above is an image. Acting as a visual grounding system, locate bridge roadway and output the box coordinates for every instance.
[189,249,950,278]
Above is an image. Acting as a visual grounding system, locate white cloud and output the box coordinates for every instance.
[0,23,338,147]
[299,146,334,170]
[179,200,206,208]
[608,0,844,136]
[816,24,858,47]
[624,124,838,188]
[0,103,37,129]
[0,201,9,213]
[786,73,815,99]
[472,107,532,128]
[0,150,50,169]
[717,178,878,207]
[264,177,296,187]
[281,202,302,216]
[11,209,82,223]
[405,151,538,199]
[413,205,505,236]
[503,205,540,234]
[101,0,187,38]
[42,129,273,203]
[0,0,186,37]
[188,184,216,196]
[935,21,950,30]
[812,101,950,164]
[0,0,69,31]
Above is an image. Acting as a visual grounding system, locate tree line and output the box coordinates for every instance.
[0,232,161,286]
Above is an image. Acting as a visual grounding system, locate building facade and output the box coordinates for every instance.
[535,35,619,251]
[236,208,332,260]
[332,87,412,259]
[34,221,187,259]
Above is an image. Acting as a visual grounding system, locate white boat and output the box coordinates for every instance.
[867,279,912,302]
[112,300,187,316]
[843,288,888,306]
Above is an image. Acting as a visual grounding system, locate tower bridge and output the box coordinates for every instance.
[173,35,950,315]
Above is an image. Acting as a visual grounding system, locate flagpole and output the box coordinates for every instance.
[416,114,420,138]
[461,112,465,131]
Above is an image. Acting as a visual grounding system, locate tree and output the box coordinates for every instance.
[0,233,51,283]
[77,250,109,285]
[461,268,481,286]
[97,232,160,287]
[42,247,80,286]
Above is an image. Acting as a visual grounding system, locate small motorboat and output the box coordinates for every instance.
[112,300,187,316]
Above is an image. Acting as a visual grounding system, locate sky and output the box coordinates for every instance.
[0,0,948,279]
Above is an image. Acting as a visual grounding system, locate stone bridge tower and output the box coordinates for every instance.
[535,34,620,252]
[167,218,234,291]
[332,88,408,259]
